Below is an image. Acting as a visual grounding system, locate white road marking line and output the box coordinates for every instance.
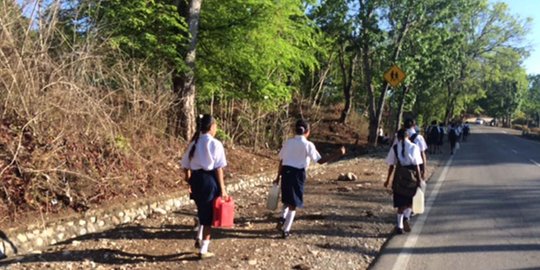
[530,159,540,167]
[391,155,454,270]
[512,149,518,154]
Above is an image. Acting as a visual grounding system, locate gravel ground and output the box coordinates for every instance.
[0,153,442,270]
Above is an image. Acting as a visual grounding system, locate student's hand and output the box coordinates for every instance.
[221,190,229,201]
[273,175,280,185]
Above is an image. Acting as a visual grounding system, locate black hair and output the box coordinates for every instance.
[431,120,437,125]
[404,118,415,129]
[188,114,215,160]
[295,119,309,135]
[396,128,407,158]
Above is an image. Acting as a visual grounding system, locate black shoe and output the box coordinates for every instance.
[395,227,404,234]
[276,218,285,231]
[194,239,201,249]
[403,218,411,232]
[282,231,291,239]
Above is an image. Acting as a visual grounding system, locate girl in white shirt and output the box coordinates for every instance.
[384,129,423,234]
[273,119,345,239]
[181,114,228,259]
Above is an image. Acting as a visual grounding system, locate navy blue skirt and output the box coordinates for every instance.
[281,165,306,208]
[393,193,413,208]
[189,170,220,226]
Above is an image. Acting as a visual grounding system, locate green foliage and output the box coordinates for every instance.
[197,0,321,109]
[91,0,188,69]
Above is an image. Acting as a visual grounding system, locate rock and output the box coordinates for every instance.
[337,187,353,192]
[248,259,257,266]
[71,240,81,247]
[153,208,167,215]
[364,210,375,218]
[338,172,357,181]
[293,263,311,270]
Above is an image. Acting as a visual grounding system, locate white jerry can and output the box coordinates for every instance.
[412,187,425,214]
[266,184,280,210]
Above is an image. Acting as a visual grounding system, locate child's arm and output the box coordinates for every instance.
[273,160,283,185]
[317,146,346,164]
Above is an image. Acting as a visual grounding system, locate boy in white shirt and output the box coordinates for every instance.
[273,119,345,238]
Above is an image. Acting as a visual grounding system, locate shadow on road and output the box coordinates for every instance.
[0,248,199,266]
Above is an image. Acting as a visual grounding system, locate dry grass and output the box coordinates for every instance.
[0,1,183,222]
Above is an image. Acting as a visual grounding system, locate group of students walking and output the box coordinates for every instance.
[180,114,464,258]
[425,121,470,155]
[180,115,344,259]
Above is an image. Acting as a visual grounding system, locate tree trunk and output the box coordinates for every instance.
[170,0,202,139]
[363,0,412,146]
[312,53,333,108]
[339,50,357,124]
[395,85,410,132]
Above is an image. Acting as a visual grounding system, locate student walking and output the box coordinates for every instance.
[437,122,445,154]
[384,129,423,234]
[448,123,459,155]
[273,119,345,239]
[181,114,228,259]
[404,119,428,179]
[426,120,440,154]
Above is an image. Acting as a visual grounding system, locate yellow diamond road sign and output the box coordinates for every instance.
[384,64,406,87]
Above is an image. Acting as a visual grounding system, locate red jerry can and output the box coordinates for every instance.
[212,196,235,228]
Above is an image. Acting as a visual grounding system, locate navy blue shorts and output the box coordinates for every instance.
[189,170,220,226]
[281,166,306,208]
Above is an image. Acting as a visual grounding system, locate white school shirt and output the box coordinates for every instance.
[385,139,423,166]
[181,133,227,171]
[407,127,428,152]
[279,135,321,169]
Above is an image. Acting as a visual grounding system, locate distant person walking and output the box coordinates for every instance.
[404,119,428,179]
[384,129,423,234]
[463,122,470,142]
[448,123,459,155]
[426,120,441,154]
[437,122,445,154]
[181,114,228,259]
[273,119,345,239]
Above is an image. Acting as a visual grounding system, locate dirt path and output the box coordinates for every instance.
[0,153,443,270]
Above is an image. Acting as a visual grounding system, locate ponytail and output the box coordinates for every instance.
[396,128,407,158]
[401,140,405,158]
[295,119,309,135]
[188,114,215,160]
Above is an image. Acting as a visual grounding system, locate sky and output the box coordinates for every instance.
[493,0,540,75]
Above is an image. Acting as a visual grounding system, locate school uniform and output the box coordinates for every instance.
[385,140,423,207]
[437,126,445,146]
[279,135,321,208]
[181,134,227,226]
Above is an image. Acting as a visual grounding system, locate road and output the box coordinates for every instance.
[371,125,540,270]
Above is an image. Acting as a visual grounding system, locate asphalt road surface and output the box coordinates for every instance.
[372,125,540,270]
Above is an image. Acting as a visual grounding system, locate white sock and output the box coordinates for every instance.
[404,208,412,220]
[284,210,296,232]
[281,206,289,220]
[200,240,210,254]
[197,225,204,240]
[397,214,404,229]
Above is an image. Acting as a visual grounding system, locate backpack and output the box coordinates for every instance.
[429,125,440,138]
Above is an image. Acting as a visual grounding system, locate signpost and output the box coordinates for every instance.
[383,64,406,87]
